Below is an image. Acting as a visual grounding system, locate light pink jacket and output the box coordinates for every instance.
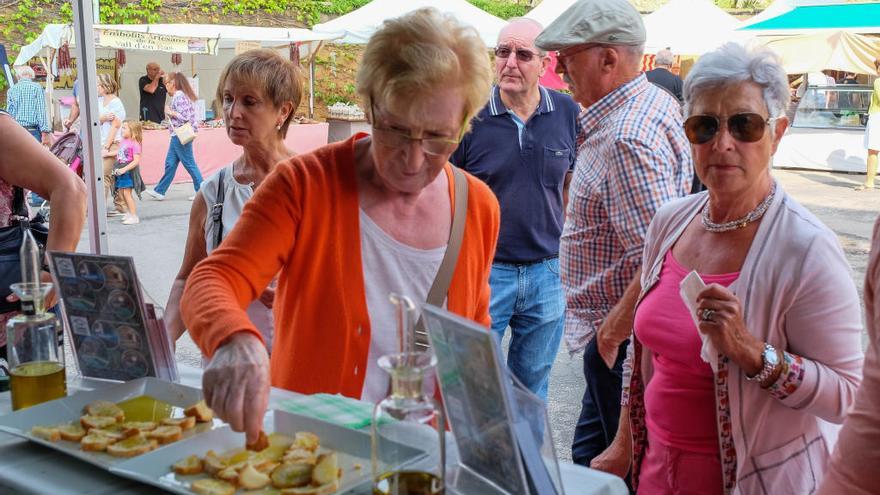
[818,216,880,494]
[624,185,864,494]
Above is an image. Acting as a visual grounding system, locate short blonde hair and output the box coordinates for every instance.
[216,49,303,137]
[356,7,492,132]
[97,73,119,95]
[124,119,143,145]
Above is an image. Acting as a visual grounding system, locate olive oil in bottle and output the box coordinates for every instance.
[10,360,66,411]
[373,470,444,495]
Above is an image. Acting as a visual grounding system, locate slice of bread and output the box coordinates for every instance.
[148,425,183,444]
[162,416,197,430]
[293,432,319,452]
[171,454,204,475]
[282,448,316,465]
[122,421,158,435]
[190,478,236,495]
[184,400,214,422]
[311,452,338,486]
[80,414,119,430]
[239,463,271,490]
[57,423,87,442]
[247,430,269,452]
[89,426,129,441]
[83,400,125,421]
[280,481,339,495]
[203,450,226,475]
[106,434,157,457]
[270,462,313,488]
[31,425,61,442]
[80,433,113,452]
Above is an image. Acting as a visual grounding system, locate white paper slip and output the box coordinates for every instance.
[679,270,719,372]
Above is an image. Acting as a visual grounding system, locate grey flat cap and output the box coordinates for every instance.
[535,0,646,51]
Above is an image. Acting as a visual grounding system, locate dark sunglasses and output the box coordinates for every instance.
[494,46,540,63]
[683,113,779,145]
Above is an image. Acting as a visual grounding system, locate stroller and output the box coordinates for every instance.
[39,131,84,221]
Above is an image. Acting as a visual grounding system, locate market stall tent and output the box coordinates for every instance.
[312,0,506,47]
[524,0,577,28]
[757,30,880,75]
[642,0,748,54]
[739,2,880,34]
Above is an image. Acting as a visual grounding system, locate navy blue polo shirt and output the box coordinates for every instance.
[451,86,580,263]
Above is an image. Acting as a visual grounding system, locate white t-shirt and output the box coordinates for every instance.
[201,164,274,353]
[99,96,126,143]
[359,209,445,403]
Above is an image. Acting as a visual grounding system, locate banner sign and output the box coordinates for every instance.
[94,28,218,56]
[234,40,261,55]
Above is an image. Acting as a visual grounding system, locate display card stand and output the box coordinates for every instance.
[422,304,564,495]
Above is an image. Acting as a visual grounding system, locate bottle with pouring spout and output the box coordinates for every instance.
[372,293,445,495]
[7,230,65,410]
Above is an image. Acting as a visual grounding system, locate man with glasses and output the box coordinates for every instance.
[536,0,693,475]
[450,18,579,401]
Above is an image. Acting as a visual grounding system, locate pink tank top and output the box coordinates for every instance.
[634,251,739,453]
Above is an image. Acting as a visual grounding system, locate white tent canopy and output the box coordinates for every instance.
[14,23,339,66]
[312,0,506,47]
[643,0,749,55]
[524,0,577,29]
[739,0,795,28]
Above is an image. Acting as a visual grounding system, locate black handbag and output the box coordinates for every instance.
[0,187,49,314]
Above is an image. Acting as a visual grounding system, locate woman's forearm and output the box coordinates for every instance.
[165,279,188,342]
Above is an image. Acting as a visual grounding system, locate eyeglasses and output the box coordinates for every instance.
[555,44,602,72]
[683,113,779,145]
[370,100,464,157]
[494,46,541,63]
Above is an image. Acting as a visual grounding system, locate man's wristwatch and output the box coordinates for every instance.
[747,343,780,383]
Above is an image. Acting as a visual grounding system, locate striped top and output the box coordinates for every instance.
[561,74,693,353]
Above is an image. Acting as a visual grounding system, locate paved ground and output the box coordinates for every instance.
[76,167,879,463]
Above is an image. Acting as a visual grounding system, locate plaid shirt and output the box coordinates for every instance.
[5,78,50,133]
[561,74,692,353]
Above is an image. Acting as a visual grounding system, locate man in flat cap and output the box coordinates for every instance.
[536,0,693,477]
[451,18,580,402]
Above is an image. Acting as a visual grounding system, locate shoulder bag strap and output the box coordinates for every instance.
[11,187,29,221]
[211,168,226,250]
[414,166,469,350]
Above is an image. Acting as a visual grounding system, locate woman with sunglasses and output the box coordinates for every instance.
[607,43,863,494]
[179,7,499,445]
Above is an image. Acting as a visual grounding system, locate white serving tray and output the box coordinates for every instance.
[0,377,218,469]
[112,409,428,495]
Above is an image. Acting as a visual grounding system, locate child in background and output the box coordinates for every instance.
[114,120,142,225]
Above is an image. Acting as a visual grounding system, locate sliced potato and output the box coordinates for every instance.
[270,462,313,488]
[293,432,319,452]
[162,416,197,430]
[311,452,338,486]
[83,400,124,421]
[239,462,272,490]
[184,400,215,422]
[31,425,61,442]
[172,454,204,475]
[191,478,236,495]
[58,423,87,442]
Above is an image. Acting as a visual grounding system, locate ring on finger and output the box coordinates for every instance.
[700,308,716,322]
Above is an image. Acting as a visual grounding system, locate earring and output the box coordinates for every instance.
[276,123,282,131]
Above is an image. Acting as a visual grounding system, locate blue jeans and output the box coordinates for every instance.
[572,338,630,473]
[154,135,203,195]
[26,128,47,205]
[489,258,565,401]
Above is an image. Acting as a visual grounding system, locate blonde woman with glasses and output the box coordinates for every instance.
[179,7,500,445]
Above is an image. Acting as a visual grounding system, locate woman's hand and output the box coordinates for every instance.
[202,332,270,445]
[258,286,275,309]
[696,284,764,375]
[590,437,632,478]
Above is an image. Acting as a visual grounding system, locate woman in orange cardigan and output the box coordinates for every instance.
[181,7,499,443]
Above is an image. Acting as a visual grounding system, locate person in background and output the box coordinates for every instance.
[536,0,693,473]
[6,65,51,146]
[112,120,143,225]
[645,48,683,104]
[855,58,880,191]
[0,109,86,354]
[451,18,579,401]
[597,43,863,494]
[62,79,80,131]
[180,8,498,444]
[164,49,302,356]
[146,72,202,201]
[139,62,167,123]
[97,73,127,217]
[818,214,880,494]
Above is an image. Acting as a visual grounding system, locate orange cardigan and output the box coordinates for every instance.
[181,134,500,398]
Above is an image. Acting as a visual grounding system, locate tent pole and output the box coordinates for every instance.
[308,41,323,120]
[72,0,110,254]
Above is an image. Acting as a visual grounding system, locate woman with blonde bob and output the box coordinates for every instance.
[592,43,863,494]
[97,73,127,215]
[180,8,499,444]
[163,48,302,356]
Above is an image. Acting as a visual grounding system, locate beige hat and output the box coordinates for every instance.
[535,0,646,51]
